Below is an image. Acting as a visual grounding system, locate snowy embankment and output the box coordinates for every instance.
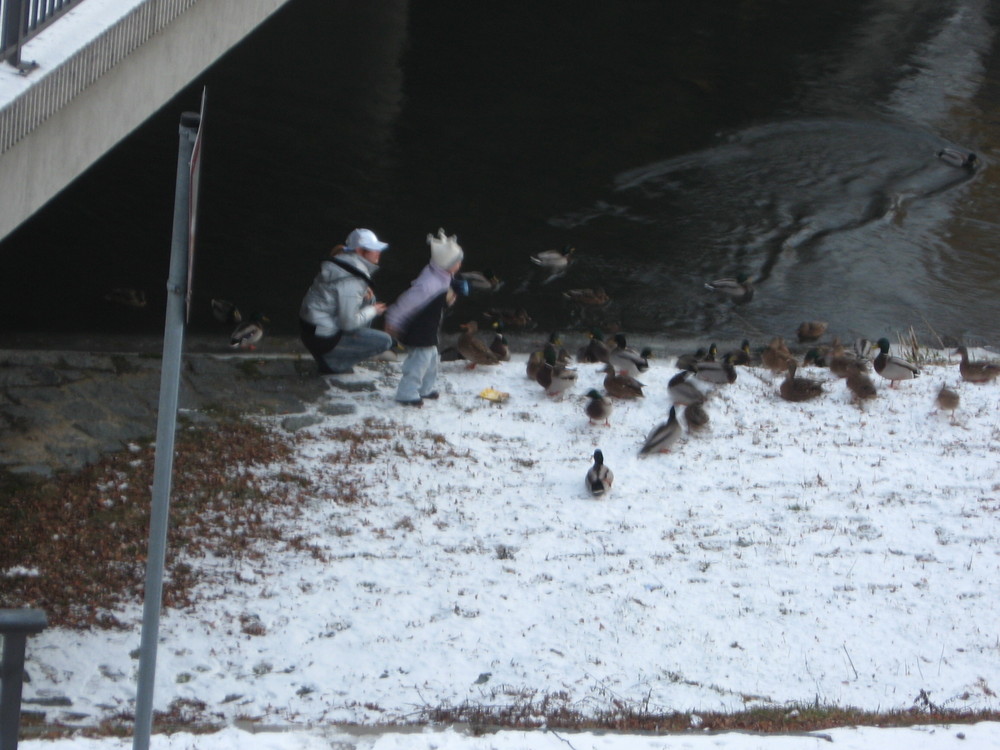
[22,347,1000,731]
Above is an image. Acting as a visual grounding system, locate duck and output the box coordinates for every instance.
[545,357,578,398]
[584,389,613,426]
[525,349,545,380]
[691,353,737,385]
[778,361,824,402]
[704,273,754,303]
[603,362,645,399]
[608,334,650,378]
[457,321,501,368]
[667,370,705,406]
[873,337,919,387]
[577,329,611,364]
[211,298,241,325]
[937,148,976,169]
[104,288,147,309]
[484,307,533,330]
[828,337,869,378]
[585,449,614,497]
[802,348,828,368]
[761,337,796,374]
[935,384,960,417]
[675,347,708,371]
[230,312,268,350]
[639,406,682,455]
[536,348,576,396]
[458,268,502,292]
[954,346,1000,384]
[563,287,610,306]
[489,322,511,361]
[527,333,564,379]
[684,401,710,431]
[725,339,753,366]
[530,244,575,270]
[797,320,828,343]
[845,363,877,402]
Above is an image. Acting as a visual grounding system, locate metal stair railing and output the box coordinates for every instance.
[1,0,87,69]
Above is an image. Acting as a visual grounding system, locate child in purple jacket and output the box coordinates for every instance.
[384,229,466,406]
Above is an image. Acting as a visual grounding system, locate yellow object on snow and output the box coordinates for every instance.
[479,387,509,403]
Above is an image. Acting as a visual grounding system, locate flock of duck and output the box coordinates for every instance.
[447,310,999,498]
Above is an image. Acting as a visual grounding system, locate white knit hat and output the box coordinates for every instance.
[428,227,463,269]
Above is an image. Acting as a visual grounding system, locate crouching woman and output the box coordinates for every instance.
[299,228,393,375]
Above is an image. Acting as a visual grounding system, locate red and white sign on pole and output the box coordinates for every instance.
[186,87,206,324]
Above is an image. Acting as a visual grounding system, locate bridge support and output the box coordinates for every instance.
[0,0,294,242]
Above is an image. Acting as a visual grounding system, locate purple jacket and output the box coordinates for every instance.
[385,264,452,347]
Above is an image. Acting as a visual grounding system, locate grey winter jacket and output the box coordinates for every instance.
[299,253,380,338]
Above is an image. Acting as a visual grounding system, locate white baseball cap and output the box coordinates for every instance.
[345,228,389,252]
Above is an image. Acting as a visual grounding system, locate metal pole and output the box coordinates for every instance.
[0,0,26,66]
[132,111,200,750]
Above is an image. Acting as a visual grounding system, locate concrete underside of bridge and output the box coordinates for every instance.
[0,0,294,242]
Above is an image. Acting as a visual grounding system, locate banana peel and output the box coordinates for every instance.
[478,387,509,403]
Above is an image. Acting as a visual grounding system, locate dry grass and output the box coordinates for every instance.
[0,419,317,629]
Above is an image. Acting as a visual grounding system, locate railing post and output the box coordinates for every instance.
[0,609,48,750]
[0,0,27,67]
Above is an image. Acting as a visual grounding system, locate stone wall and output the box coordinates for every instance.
[0,347,351,477]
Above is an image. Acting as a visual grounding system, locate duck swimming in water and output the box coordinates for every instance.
[937,148,976,169]
[705,273,754,303]
[530,245,575,270]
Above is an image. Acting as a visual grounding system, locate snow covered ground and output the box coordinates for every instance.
[16,341,1000,748]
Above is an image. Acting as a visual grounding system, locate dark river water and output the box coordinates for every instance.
[2,0,999,349]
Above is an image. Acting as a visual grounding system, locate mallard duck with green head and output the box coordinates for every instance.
[586,449,614,497]
[873,337,920,387]
[489,321,510,361]
[705,273,754,303]
[230,312,268,350]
